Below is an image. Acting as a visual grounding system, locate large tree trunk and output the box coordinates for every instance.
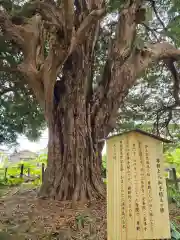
[39,100,105,201]
[2,0,180,203]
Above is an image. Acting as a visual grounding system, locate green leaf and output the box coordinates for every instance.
[171,222,180,240]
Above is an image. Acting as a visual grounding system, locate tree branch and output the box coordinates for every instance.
[62,0,74,32]
[164,59,180,105]
[33,2,105,116]
[0,64,19,73]
[0,61,45,110]
[148,0,166,30]
[153,103,179,138]
[92,0,144,134]
[17,63,45,109]
[0,10,45,69]
[0,10,25,46]
[134,42,180,74]
[93,42,180,139]
[0,11,45,108]
[29,0,63,27]
[114,0,144,64]
[142,23,159,41]
[69,8,105,55]
[53,7,105,83]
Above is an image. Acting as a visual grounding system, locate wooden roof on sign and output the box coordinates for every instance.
[104,129,172,143]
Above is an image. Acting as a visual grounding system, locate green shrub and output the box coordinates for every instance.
[0,178,7,187]
[165,148,180,177]
[7,177,24,186]
[0,153,47,187]
[167,184,180,207]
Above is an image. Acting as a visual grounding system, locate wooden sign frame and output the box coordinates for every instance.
[107,131,171,240]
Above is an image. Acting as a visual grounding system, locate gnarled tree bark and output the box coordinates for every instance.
[1,0,180,201]
[40,106,105,201]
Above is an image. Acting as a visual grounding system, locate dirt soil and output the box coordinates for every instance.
[0,185,180,240]
[0,185,106,240]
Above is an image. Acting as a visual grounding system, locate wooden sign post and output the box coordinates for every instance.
[106,129,171,240]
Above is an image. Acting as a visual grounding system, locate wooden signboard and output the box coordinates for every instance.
[106,130,171,240]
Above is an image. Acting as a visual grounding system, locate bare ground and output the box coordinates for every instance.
[0,185,180,240]
[0,185,106,240]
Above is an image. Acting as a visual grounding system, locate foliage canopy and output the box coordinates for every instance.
[0,0,180,145]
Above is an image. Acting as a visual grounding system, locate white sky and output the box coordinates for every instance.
[2,128,106,155]
[0,129,48,155]
[17,129,48,152]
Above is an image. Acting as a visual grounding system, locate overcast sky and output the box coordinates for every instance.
[18,129,48,152]
[2,128,106,155]
[0,129,48,155]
